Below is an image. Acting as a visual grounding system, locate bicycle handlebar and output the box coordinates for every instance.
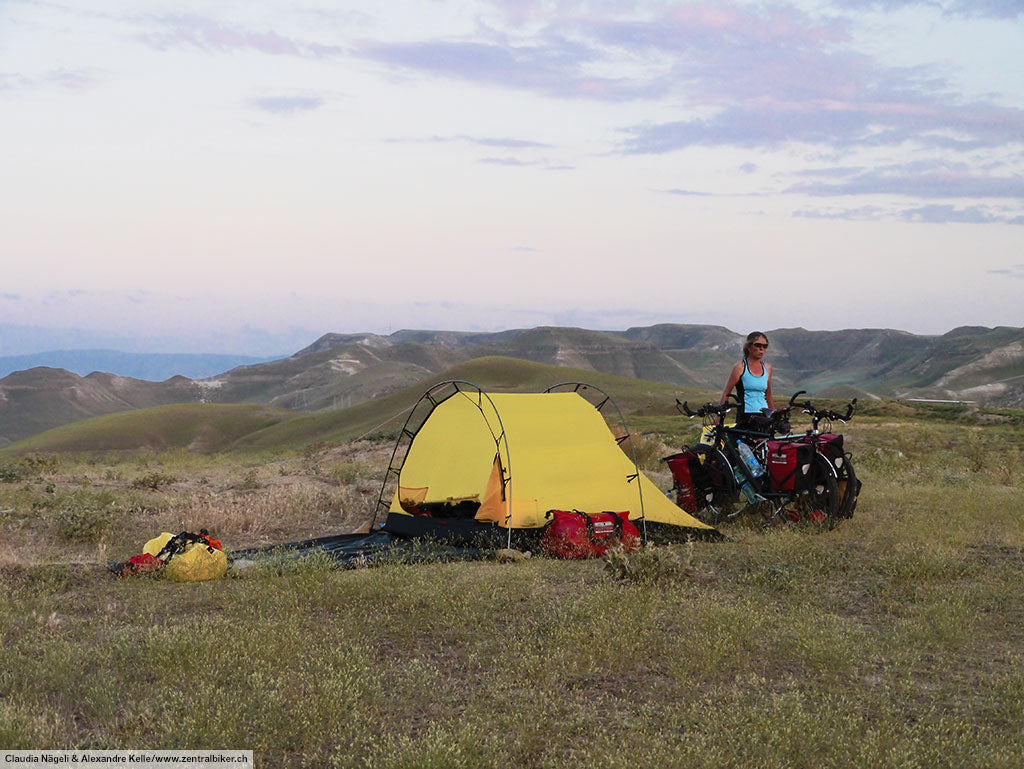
[787,391,857,423]
[676,399,733,419]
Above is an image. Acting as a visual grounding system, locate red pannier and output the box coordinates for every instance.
[766,440,813,492]
[541,510,640,560]
[812,433,845,472]
[664,451,706,512]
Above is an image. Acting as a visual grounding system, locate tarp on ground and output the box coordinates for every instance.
[228,531,495,569]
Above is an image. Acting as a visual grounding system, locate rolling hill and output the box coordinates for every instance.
[2,323,1023,445]
[4,357,698,455]
[7,403,295,454]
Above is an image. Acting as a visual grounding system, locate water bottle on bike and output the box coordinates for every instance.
[733,441,766,504]
[736,441,764,478]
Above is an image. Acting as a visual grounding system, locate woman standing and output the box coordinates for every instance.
[720,331,776,426]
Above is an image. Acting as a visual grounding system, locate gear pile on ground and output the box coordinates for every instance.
[112,529,227,582]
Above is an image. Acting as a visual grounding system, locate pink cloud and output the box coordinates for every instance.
[141,14,341,58]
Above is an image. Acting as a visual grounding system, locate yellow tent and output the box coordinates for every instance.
[386,388,715,536]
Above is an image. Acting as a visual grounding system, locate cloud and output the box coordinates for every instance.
[899,204,1012,224]
[45,68,98,90]
[248,95,325,114]
[478,156,574,170]
[833,0,1024,19]
[0,68,98,93]
[786,162,1024,198]
[354,4,864,106]
[793,205,886,221]
[793,203,1024,224]
[622,97,1024,155]
[665,188,712,196]
[949,0,1024,16]
[404,134,549,149]
[589,3,1024,155]
[140,14,343,58]
[389,133,567,167]
[352,2,1024,169]
[355,32,668,100]
[480,156,533,166]
[454,135,549,149]
[987,264,1024,277]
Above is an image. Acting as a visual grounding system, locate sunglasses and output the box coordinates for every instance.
[751,342,768,349]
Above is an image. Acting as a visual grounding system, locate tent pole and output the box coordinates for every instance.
[372,380,462,529]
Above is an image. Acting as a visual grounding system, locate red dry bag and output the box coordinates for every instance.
[540,510,640,560]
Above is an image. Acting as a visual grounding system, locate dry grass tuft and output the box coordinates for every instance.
[0,440,391,561]
[171,483,374,547]
[604,540,711,584]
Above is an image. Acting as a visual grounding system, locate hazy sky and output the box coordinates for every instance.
[2,0,1022,354]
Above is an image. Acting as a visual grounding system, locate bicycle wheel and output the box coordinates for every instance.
[687,444,738,524]
[787,452,840,528]
[835,453,860,519]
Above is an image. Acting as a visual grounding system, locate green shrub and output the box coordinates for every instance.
[0,464,24,483]
[130,472,177,491]
[236,469,261,490]
[302,441,328,458]
[53,496,119,541]
[329,461,373,485]
[20,454,59,475]
[617,431,669,471]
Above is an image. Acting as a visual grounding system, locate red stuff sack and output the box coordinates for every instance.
[541,510,640,560]
[766,440,813,492]
[118,552,163,577]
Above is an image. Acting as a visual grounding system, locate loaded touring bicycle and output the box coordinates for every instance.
[665,391,861,529]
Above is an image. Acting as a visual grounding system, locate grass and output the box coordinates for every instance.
[1,409,1022,766]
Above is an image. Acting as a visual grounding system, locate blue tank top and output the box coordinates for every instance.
[738,359,768,414]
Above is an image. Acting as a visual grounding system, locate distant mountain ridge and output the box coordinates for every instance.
[0,350,270,381]
[2,323,1023,444]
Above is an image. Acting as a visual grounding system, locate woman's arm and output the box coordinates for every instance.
[765,363,776,410]
[720,362,743,405]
